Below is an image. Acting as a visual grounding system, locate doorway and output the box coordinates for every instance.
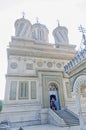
[49,83,60,110]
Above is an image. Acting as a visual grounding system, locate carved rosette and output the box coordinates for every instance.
[56,63,62,68]
[37,61,43,67]
[10,62,17,69]
[47,62,53,68]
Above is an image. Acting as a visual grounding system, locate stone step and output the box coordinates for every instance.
[55,109,79,126]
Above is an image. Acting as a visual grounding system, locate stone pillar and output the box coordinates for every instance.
[72,91,86,130]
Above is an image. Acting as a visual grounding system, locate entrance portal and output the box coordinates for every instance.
[49,83,60,110]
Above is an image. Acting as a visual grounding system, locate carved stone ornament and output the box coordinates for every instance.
[47,62,53,68]
[37,61,43,67]
[26,63,33,69]
[10,62,17,69]
[56,63,62,68]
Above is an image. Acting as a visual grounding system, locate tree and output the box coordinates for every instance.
[0,100,3,112]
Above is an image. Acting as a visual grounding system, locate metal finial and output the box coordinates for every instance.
[22,12,25,18]
[78,25,86,34]
[36,17,39,23]
[78,25,86,49]
[57,19,60,26]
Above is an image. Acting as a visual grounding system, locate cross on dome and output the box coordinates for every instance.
[22,12,25,18]
[78,25,86,34]
[78,25,86,48]
[57,19,60,26]
[36,17,39,23]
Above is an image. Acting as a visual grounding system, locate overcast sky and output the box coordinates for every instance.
[0,0,86,99]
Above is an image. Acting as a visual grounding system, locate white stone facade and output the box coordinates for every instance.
[0,17,78,127]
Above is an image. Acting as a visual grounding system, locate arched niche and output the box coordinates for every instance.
[73,75,86,96]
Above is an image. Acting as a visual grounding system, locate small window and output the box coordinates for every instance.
[19,81,28,99]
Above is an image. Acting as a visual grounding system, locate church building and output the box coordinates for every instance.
[0,16,80,127]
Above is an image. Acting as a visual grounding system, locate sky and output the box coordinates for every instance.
[0,0,86,99]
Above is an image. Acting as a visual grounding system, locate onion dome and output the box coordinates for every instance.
[53,23,69,47]
[32,21,49,43]
[14,16,32,38]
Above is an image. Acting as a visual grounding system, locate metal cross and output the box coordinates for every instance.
[36,17,39,23]
[22,12,25,18]
[57,19,60,26]
[78,25,86,34]
[78,25,86,47]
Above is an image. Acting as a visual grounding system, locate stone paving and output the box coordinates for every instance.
[12,124,81,130]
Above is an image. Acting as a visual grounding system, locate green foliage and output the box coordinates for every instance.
[0,100,3,112]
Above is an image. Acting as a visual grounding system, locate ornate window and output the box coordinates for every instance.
[19,81,28,99]
[10,81,17,100]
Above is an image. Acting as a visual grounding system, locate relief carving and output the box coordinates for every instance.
[26,63,33,70]
[10,62,17,69]
[37,61,43,67]
[47,62,53,68]
[56,63,62,68]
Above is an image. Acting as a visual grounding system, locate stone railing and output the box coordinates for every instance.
[64,48,86,73]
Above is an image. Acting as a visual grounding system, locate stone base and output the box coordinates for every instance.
[0,103,41,127]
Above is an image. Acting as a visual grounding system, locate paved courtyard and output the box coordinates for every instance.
[12,124,82,130]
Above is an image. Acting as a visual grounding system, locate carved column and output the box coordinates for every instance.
[72,90,86,130]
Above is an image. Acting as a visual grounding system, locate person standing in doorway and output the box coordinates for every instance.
[55,99,59,110]
[50,98,56,110]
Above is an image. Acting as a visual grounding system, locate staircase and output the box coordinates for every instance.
[55,109,79,126]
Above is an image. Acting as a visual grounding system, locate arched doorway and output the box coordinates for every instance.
[49,83,60,110]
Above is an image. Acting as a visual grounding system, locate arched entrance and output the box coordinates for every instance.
[49,83,60,110]
[73,75,86,130]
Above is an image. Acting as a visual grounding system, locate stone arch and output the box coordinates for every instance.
[73,75,86,95]
[47,80,60,89]
[73,75,86,129]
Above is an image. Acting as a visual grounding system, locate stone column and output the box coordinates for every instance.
[72,91,86,130]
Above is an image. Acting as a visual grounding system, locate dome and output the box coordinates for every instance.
[14,17,32,38]
[53,24,69,47]
[31,22,49,42]
[32,23,48,30]
[54,26,68,34]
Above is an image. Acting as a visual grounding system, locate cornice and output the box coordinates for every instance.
[66,59,86,78]
[7,47,75,60]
